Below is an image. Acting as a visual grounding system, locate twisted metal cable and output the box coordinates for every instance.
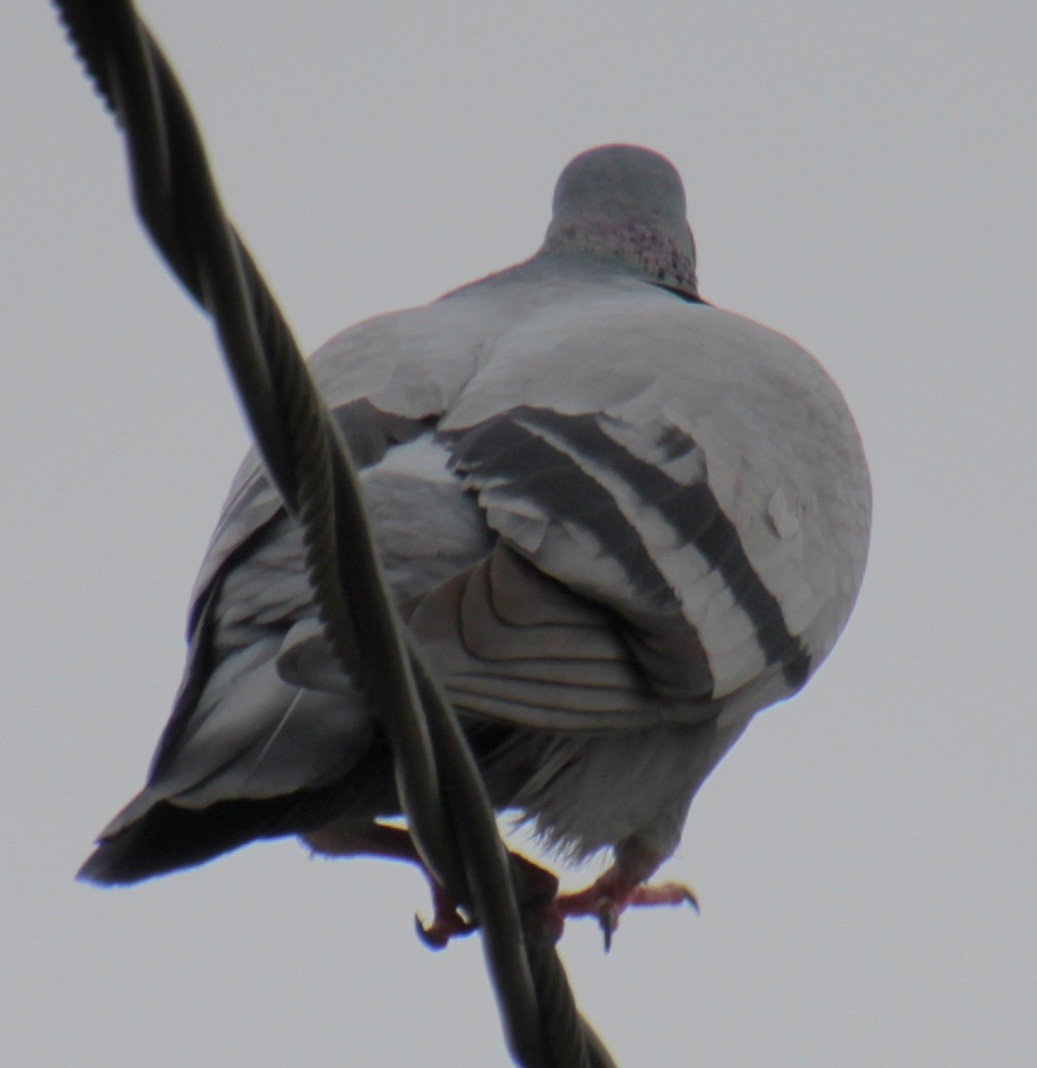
[53,2,617,1065]
[55,0,463,903]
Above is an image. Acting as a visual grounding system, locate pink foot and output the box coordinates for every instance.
[549,860,698,950]
[306,824,476,949]
[304,824,557,950]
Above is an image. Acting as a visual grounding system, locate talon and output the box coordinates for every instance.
[600,904,619,953]
[415,912,448,950]
[414,909,477,950]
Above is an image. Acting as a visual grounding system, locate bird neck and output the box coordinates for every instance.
[542,213,698,295]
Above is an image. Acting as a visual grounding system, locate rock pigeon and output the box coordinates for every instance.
[79,145,871,937]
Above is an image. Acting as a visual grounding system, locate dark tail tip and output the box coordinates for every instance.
[76,840,144,886]
[75,794,307,886]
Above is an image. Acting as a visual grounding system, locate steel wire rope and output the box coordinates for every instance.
[52,2,618,1065]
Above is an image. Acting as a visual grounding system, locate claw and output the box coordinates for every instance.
[414,879,480,950]
[600,904,619,953]
[415,912,443,950]
[414,909,478,950]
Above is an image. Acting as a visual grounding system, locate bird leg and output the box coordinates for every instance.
[303,823,477,949]
[304,825,694,952]
[548,840,698,951]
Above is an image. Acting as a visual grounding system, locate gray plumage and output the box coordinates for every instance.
[79,145,870,886]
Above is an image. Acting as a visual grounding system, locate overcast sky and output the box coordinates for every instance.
[3,2,1035,1064]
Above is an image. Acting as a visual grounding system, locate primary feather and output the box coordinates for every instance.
[79,145,870,886]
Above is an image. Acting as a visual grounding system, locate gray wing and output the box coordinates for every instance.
[88,298,507,860]
[97,403,427,841]
[186,398,426,637]
[416,290,870,730]
[185,290,515,632]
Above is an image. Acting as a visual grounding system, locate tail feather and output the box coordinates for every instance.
[77,796,297,885]
[78,737,399,886]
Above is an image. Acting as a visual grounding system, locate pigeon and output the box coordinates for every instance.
[79,145,871,941]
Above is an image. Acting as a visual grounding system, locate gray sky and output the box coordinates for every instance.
[3,2,1035,1064]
